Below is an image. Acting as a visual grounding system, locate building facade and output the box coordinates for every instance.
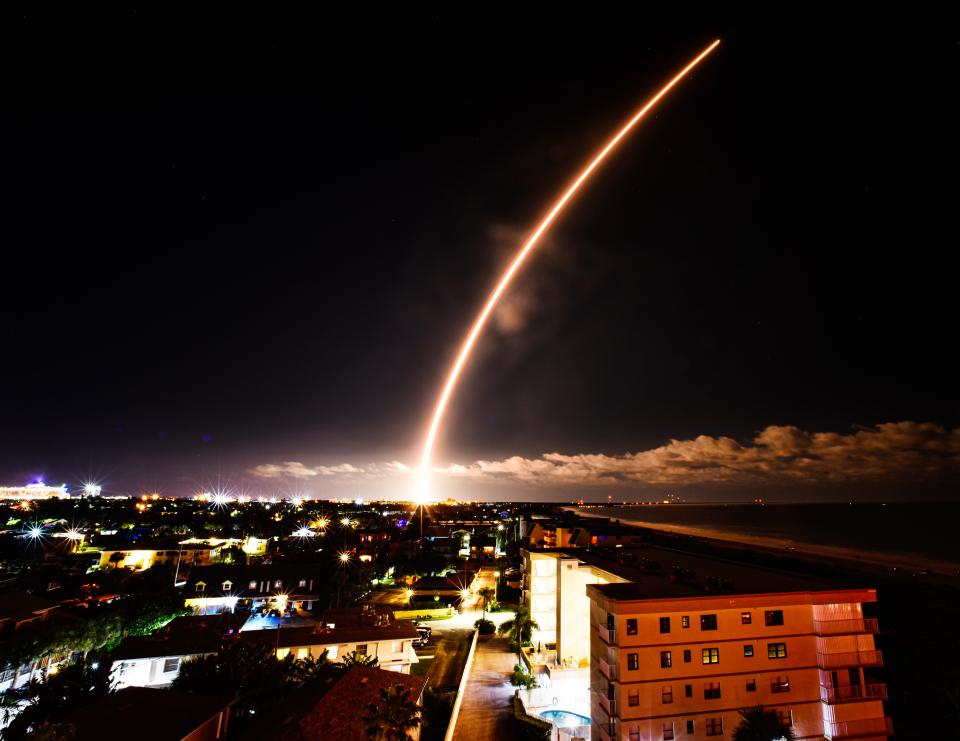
[587,583,891,741]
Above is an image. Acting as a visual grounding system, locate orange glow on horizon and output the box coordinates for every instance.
[417,40,721,499]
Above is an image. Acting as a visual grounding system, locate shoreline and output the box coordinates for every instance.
[568,507,960,577]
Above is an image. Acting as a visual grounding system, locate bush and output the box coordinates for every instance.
[474,618,496,635]
[510,663,538,689]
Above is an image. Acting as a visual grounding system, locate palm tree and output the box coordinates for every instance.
[732,706,797,741]
[478,587,496,616]
[339,650,379,668]
[363,684,423,741]
[497,605,539,657]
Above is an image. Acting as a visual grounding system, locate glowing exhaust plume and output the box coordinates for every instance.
[416,39,721,502]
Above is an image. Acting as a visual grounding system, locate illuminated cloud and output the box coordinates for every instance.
[249,461,364,480]
[248,422,960,490]
[441,422,960,486]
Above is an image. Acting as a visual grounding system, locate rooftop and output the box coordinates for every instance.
[63,686,232,741]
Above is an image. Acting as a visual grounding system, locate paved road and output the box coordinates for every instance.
[417,626,473,689]
[453,635,517,740]
[369,587,411,607]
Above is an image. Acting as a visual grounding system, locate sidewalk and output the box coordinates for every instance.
[452,636,517,740]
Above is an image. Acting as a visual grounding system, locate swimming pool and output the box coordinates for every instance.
[540,710,591,727]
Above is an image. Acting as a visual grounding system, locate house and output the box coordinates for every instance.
[0,592,73,693]
[94,540,219,571]
[62,686,234,740]
[110,613,247,689]
[183,564,322,614]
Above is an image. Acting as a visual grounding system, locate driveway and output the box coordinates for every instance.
[453,635,518,740]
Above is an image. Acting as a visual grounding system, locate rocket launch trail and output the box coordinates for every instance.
[416,39,721,500]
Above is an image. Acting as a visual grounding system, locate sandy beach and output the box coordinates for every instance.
[568,506,960,578]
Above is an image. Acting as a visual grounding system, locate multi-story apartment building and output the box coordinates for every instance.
[523,549,629,664]
[587,576,890,740]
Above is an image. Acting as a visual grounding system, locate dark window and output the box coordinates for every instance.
[684,684,693,698]
[681,615,690,628]
[771,676,790,693]
[626,618,638,635]
[660,651,672,668]
[768,642,787,659]
[659,617,671,634]
[743,645,754,657]
[628,653,639,671]
[606,613,614,630]
[764,610,784,626]
[705,718,723,736]
[628,689,639,706]
[686,720,694,734]
[700,614,718,631]
[683,649,691,663]
[356,644,368,656]
[741,611,752,624]
[662,686,673,704]
[704,682,721,699]
[702,647,719,664]
[162,658,180,673]
[663,723,675,741]
[777,710,793,727]
[746,679,756,692]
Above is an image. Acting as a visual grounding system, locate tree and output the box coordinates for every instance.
[107,552,126,568]
[497,605,539,657]
[340,650,379,668]
[478,587,496,616]
[0,656,111,740]
[362,684,422,741]
[732,706,797,741]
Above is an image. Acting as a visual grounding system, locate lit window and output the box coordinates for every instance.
[764,610,784,626]
[298,579,308,588]
[704,682,721,699]
[195,582,206,592]
[768,642,787,659]
[660,651,671,668]
[743,645,754,657]
[391,641,403,653]
[626,618,638,635]
[705,718,723,736]
[702,647,719,664]
[274,580,283,588]
[741,611,752,624]
[249,580,257,589]
[659,617,671,634]
[681,615,690,629]
[628,653,639,670]
[700,614,718,631]
[222,580,233,591]
[297,648,309,659]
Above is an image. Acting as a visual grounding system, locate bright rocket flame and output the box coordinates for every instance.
[416,39,721,500]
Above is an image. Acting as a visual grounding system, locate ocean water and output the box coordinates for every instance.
[581,502,960,565]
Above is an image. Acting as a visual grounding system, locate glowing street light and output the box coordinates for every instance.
[338,551,352,564]
[293,527,315,538]
[28,526,43,540]
[83,482,102,496]
[314,517,329,530]
[340,517,352,528]
[404,589,414,601]
[290,496,304,508]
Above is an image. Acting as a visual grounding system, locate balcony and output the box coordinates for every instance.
[814,618,879,635]
[826,716,893,739]
[597,656,618,681]
[817,649,883,669]
[820,682,888,703]
[598,628,617,645]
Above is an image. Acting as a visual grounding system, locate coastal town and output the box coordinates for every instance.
[2,483,944,740]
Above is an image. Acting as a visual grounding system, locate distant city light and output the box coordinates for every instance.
[28,526,42,539]
[340,517,352,527]
[338,551,351,564]
[290,496,304,508]
[65,530,84,540]
[90,662,99,670]
[83,483,102,496]
[314,517,329,530]
[293,527,315,538]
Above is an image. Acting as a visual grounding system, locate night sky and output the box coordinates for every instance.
[2,14,956,500]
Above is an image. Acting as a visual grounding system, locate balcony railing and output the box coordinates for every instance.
[814,618,879,635]
[817,649,883,669]
[820,682,888,703]
[597,656,618,681]
[599,628,617,645]
[826,716,893,738]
